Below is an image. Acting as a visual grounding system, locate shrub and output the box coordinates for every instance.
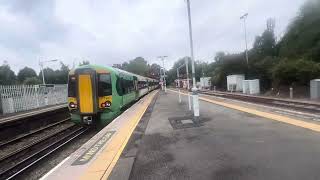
[272,58,320,86]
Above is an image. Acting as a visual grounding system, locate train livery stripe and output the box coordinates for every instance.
[80,91,157,180]
[169,89,320,133]
[78,74,94,113]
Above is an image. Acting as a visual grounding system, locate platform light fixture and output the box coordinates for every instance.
[240,13,249,66]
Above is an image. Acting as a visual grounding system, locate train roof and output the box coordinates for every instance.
[70,64,158,81]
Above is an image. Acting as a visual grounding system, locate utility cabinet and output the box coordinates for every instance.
[200,77,211,89]
[243,79,260,95]
[227,74,245,91]
[310,79,320,99]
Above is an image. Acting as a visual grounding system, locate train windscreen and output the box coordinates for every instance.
[98,74,112,96]
[68,75,76,97]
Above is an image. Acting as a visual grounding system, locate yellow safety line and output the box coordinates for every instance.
[80,91,157,180]
[169,89,320,133]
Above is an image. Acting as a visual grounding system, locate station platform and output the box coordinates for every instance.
[42,89,320,180]
[0,104,67,124]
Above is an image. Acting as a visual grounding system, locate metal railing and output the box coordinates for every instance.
[0,84,67,114]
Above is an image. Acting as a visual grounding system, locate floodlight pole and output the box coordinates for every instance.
[39,59,58,85]
[186,0,200,118]
[240,13,249,66]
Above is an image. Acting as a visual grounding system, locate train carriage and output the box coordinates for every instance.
[67,64,158,126]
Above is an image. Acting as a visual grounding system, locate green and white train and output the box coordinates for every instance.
[67,65,158,126]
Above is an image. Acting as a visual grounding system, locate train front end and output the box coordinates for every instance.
[67,66,114,126]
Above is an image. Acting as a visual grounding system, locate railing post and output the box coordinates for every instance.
[177,69,181,103]
[0,86,3,115]
[35,85,39,108]
[290,87,293,99]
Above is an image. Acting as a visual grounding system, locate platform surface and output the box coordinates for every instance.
[118,90,320,180]
[42,89,320,180]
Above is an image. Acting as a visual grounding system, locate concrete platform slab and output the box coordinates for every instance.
[124,90,320,180]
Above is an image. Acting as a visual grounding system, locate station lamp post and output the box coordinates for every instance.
[240,13,249,66]
[39,59,58,85]
[185,0,200,119]
[158,56,168,92]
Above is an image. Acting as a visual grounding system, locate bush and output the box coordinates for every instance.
[23,77,42,85]
[272,58,320,86]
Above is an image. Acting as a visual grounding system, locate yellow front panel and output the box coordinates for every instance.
[79,74,94,113]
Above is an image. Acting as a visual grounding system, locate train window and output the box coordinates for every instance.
[116,77,123,96]
[127,80,133,93]
[68,76,76,97]
[138,81,147,89]
[123,79,127,94]
[98,74,112,96]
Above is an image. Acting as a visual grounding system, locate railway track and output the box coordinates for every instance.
[0,118,70,148]
[0,123,88,180]
[199,90,320,114]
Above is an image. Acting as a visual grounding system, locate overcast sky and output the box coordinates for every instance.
[1,0,306,73]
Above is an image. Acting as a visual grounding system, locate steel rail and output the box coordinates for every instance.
[0,118,70,148]
[0,126,88,180]
[0,123,75,162]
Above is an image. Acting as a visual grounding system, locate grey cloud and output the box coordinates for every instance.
[0,0,307,73]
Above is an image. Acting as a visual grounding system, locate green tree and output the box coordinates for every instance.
[39,67,55,84]
[123,57,149,76]
[23,77,42,85]
[148,63,161,79]
[0,63,16,85]
[54,62,69,84]
[252,30,276,58]
[17,67,37,83]
[278,0,320,61]
[38,62,69,84]
[272,58,320,86]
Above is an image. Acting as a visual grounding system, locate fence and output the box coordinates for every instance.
[0,84,68,114]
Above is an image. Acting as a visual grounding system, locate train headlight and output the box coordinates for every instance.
[105,101,111,107]
[101,101,111,108]
[69,102,77,108]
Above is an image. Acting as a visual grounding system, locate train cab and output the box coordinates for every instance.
[68,65,159,127]
[67,67,113,125]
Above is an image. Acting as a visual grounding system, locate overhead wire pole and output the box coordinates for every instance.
[158,56,168,92]
[186,0,200,119]
[240,13,249,66]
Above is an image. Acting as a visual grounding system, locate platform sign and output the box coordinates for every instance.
[72,131,115,166]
